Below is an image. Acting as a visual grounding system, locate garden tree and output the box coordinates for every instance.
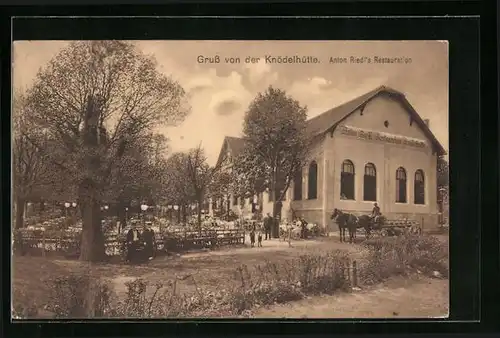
[185,145,226,232]
[12,93,60,229]
[106,132,170,226]
[163,152,195,222]
[210,170,234,218]
[437,155,449,205]
[24,41,189,261]
[236,86,309,220]
[225,150,269,215]
[437,155,449,187]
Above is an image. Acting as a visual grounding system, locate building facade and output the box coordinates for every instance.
[213,86,446,230]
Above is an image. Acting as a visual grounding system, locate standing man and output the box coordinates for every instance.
[126,224,140,263]
[142,222,155,261]
[300,217,309,239]
[264,213,272,240]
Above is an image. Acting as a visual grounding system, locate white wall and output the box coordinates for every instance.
[289,136,325,225]
[328,94,438,218]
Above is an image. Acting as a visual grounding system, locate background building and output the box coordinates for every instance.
[215,86,446,230]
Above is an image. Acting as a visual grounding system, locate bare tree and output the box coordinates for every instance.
[12,93,56,229]
[24,41,189,261]
[185,145,226,233]
[105,132,169,227]
[163,152,195,222]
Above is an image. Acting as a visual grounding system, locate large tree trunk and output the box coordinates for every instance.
[272,201,283,239]
[15,197,26,229]
[79,190,106,262]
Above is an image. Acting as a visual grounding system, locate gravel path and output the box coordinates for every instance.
[250,275,449,318]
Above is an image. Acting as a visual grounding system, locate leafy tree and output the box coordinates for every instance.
[437,155,449,205]
[437,155,449,188]
[24,41,189,261]
[236,86,309,219]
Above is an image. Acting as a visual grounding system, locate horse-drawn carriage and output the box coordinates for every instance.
[331,208,423,243]
[366,218,422,237]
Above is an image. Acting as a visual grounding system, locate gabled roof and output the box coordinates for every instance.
[219,85,447,158]
[306,85,386,137]
[216,136,247,166]
[306,85,446,155]
[225,136,246,156]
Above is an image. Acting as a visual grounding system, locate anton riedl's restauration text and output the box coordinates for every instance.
[196,55,413,65]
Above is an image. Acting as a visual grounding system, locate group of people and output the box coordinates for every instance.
[248,212,312,246]
[125,222,156,263]
[295,217,309,239]
[248,212,276,247]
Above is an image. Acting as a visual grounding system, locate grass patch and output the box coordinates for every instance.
[360,234,449,284]
[12,234,448,318]
[12,257,73,318]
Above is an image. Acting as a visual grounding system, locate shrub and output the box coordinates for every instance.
[39,250,352,318]
[45,272,116,318]
[229,250,351,313]
[360,234,448,285]
[35,236,448,319]
[12,288,40,318]
[109,278,234,318]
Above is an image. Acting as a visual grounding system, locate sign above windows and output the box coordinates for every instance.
[339,125,427,149]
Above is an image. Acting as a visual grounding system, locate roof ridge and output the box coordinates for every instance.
[219,85,445,156]
[307,85,387,122]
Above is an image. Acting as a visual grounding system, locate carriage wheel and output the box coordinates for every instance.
[381,229,389,237]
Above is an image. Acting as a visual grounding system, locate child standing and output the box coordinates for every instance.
[250,229,256,247]
[257,231,263,247]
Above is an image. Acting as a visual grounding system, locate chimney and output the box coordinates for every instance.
[424,119,430,128]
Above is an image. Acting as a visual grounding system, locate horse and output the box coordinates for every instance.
[356,214,386,239]
[330,208,358,243]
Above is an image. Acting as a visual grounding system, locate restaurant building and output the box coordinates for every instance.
[212,86,446,230]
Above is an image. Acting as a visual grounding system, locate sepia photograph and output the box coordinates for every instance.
[12,40,449,319]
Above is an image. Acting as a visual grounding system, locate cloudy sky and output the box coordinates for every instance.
[13,40,448,165]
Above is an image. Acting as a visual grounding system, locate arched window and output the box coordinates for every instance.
[293,169,303,200]
[308,161,318,200]
[340,160,355,200]
[396,167,407,203]
[414,170,425,205]
[363,163,377,201]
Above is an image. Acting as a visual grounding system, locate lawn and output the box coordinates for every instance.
[13,237,362,301]
[12,233,449,318]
